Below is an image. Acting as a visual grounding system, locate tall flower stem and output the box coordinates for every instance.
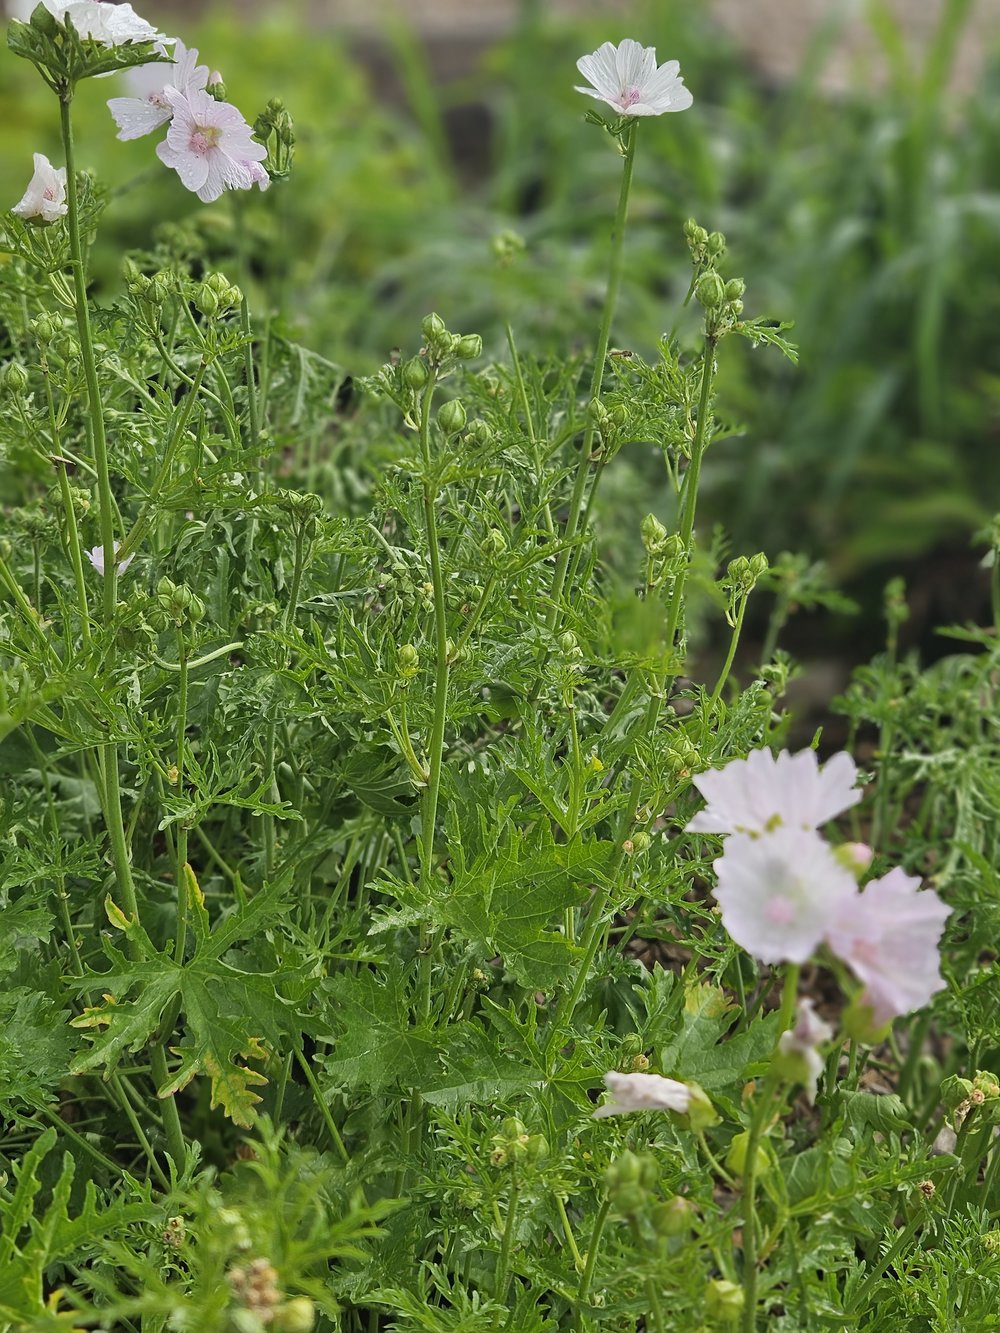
[740,965,800,1333]
[59,90,140,932]
[547,121,637,629]
[172,630,190,964]
[416,373,449,1017]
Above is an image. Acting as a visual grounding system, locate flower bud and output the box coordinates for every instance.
[402,356,428,390]
[464,420,494,448]
[1,361,29,395]
[32,314,57,344]
[724,1130,770,1180]
[208,78,228,102]
[724,277,746,302]
[641,512,669,554]
[707,230,727,256]
[695,271,726,311]
[484,528,506,557]
[398,644,419,678]
[272,1298,316,1333]
[454,334,482,361]
[437,399,467,435]
[705,1278,744,1323]
[650,1195,696,1237]
[421,312,447,342]
[194,283,219,318]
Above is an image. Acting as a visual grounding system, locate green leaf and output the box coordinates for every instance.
[320,962,438,1093]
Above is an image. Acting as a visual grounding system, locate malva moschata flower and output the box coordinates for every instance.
[712,826,858,965]
[826,866,951,1027]
[155,87,268,203]
[12,153,67,223]
[687,747,862,838]
[592,1071,691,1118]
[85,543,134,577]
[108,38,208,140]
[575,38,692,117]
[38,0,168,45]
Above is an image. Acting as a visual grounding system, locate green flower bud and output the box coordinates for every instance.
[942,1075,976,1109]
[973,1071,1000,1100]
[464,420,494,448]
[694,271,726,311]
[421,312,446,341]
[724,277,746,302]
[402,356,429,390]
[641,512,669,554]
[194,283,219,318]
[398,644,419,678]
[437,399,467,435]
[485,528,506,556]
[32,314,57,344]
[208,79,228,102]
[707,230,726,256]
[725,1130,771,1181]
[454,333,483,361]
[705,1278,744,1323]
[1,361,29,394]
[272,1298,316,1333]
[650,1195,697,1237]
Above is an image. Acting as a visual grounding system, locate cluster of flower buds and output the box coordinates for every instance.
[253,98,295,184]
[683,220,747,338]
[489,1116,548,1168]
[942,1070,1000,1129]
[151,575,205,629]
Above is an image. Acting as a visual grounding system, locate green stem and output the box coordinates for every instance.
[495,1172,520,1304]
[59,91,117,622]
[577,1196,611,1308]
[263,522,308,878]
[548,121,638,628]
[417,374,449,1017]
[173,630,190,964]
[294,1046,349,1164]
[555,1195,585,1273]
[706,592,749,720]
[148,1044,186,1171]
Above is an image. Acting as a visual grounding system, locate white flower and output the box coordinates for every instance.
[713,827,857,965]
[777,999,834,1103]
[107,38,207,141]
[42,0,169,45]
[12,153,67,223]
[6,0,36,20]
[155,88,268,204]
[826,867,950,1027]
[85,543,134,576]
[688,748,862,837]
[575,39,692,117]
[592,1071,691,1118]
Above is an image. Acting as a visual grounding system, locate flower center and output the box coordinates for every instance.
[765,897,796,925]
[189,125,222,154]
[618,85,642,109]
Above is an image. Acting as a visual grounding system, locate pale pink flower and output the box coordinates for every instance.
[12,153,67,223]
[85,543,134,576]
[593,1071,691,1119]
[688,748,862,837]
[575,39,692,117]
[42,0,169,45]
[155,88,268,204]
[826,867,950,1027]
[713,827,857,965]
[777,999,834,1103]
[107,39,207,141]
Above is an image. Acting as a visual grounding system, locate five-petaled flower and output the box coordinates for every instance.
[155,88,269,203]
[575,39,692,117]
[39,0,169,46]
[688,747,862,837]
[712,826,858,965]
[108,38,208,141]
[85,543,134,577]
[826,867,951,1028]
[592,1071,691,1118]
[12,153,67,223]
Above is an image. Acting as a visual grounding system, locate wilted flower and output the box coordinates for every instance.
[826,867,951,1027]
[777,999,834,1103]
[155,88,268,203]
[575,38,692,117]
[712,827,857,965]
[41,0,169,45]
[107,38,207,140]
[688,747,862,837]
[85,543,134,576]
[12,153,67,223]
[592,1071,691,1118]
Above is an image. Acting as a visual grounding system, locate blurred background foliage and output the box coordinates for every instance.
[2,0,998,653]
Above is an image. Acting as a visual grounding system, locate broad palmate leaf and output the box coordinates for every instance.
[67,868,302,1127]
